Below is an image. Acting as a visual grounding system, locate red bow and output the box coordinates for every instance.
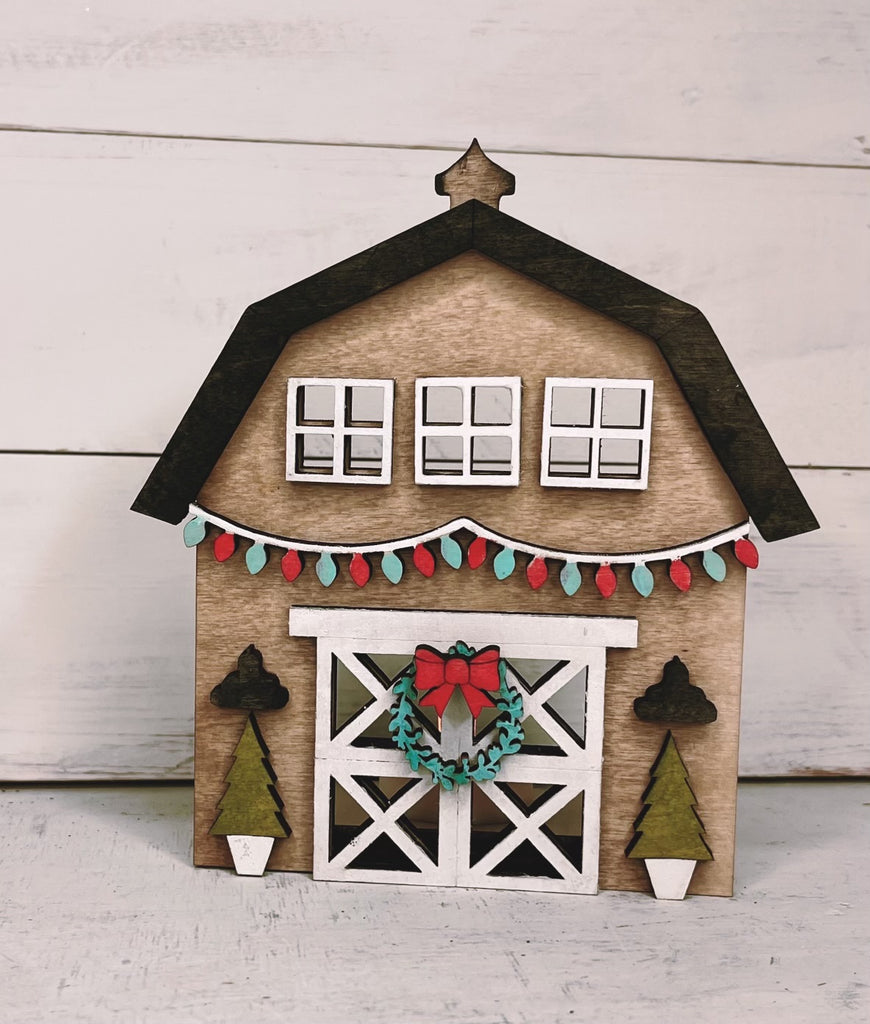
[414,645,501,718]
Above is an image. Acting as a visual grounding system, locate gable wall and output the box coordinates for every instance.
[197,251,747,551]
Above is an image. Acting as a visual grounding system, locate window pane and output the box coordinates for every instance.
[471,435,512,475]
[297,433,334,473]
[548,436,591,477]
[599,438,642,478]
[347,386,384,426]
[472,386,512,425]
[423,386,463,425]
[298,385,335,425]
[551,386,593,427]
[345,435,383,474]
[423,435,463,475]
[542,666,588,746]
[601,388,644,428]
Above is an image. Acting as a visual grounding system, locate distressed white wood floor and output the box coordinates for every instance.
[2,782,866,1024]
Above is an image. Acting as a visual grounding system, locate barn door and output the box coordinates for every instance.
[291,608,637,895]
[453,650,604,893]
[312,638,455,887]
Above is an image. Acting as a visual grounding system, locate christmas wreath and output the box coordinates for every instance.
[388,641,525,790]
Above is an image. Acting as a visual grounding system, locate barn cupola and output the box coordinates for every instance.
[434,138,516,209]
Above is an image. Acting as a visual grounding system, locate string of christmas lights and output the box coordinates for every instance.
[183,504,758,597]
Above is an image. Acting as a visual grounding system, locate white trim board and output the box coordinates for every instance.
[290,607,638,649]
[189,504,750,563]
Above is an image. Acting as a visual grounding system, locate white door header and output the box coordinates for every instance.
[289,606,638,650]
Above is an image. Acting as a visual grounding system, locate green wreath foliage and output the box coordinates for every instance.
[388,641,525,790]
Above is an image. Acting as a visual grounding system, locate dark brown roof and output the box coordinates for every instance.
[132,200,817,542]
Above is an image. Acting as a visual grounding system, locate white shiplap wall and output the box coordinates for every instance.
[1,0,867,779]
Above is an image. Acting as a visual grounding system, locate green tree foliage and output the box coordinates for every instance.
[209,712,291,838]
[626,731,712,861]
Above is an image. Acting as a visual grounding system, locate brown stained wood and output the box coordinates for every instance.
[599,562,745,896]
[194,531,746,896]
[195,543,314,870]
[196,253,748,555]
[133,203,816,542]
[434,139,516,210]
[191,252,750,891]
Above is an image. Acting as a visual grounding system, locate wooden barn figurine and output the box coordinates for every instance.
[133,141,818,898]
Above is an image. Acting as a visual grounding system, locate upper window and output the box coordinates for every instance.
[415,377,521,486]
[541,378,653,489]
[286,378,394,484]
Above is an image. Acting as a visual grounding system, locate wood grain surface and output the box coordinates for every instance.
[1,781,866,1023]
[2,1,867,166]
[0,2,866,782]
[196,252,749,550]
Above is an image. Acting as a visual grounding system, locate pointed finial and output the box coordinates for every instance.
[434,139,515,210]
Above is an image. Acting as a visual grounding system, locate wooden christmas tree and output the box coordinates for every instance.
[210,712,291,875]
[626,731,712,899]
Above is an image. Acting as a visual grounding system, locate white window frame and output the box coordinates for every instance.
[540,377,654,490]
[286,378,394,485]
[415,376,521,486]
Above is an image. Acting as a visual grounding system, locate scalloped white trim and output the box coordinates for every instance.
[188,503,750,565]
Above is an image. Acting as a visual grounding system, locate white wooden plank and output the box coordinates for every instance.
[290,606,637,648]
[2,0,867,167]
[1,782,866,1023]
[0,457,864,780]
[0,134,440,455]
[1,132,867,465]
[0,455,194,781]
[192,505,751,562]
[742,469,870,776]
